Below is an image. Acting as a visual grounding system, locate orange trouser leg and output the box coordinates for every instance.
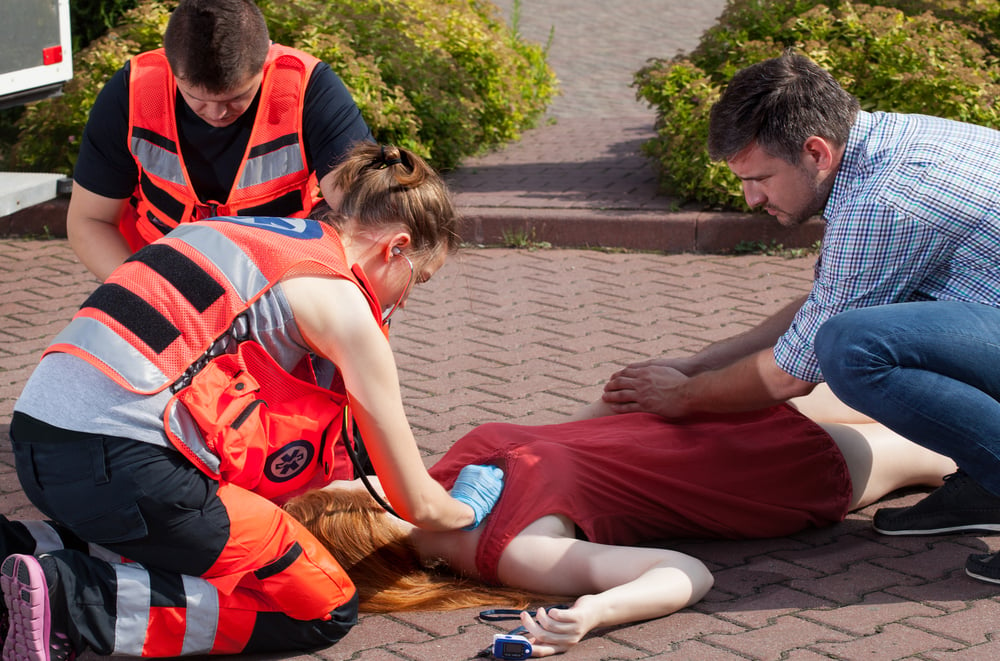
[38,549,357,657]
[202,482,356,620]
[136,577,357,656]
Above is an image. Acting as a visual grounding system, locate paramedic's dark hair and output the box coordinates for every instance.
[708,50,860,164]
[163,0,270,93]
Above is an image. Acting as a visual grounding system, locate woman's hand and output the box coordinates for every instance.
[518,602,597,657]
[496,532,713,657]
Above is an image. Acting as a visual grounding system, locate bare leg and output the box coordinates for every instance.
[571,384,955,509]
[566,398,616,421]
[818,421,957,510]
[577,383,877,423]
[789,383,875,423]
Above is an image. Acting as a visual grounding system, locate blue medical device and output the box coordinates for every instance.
[492,632,532,659]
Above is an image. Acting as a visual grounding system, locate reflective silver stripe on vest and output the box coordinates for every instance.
[238,143,303,189]
[52,223,269,394]
[131,135,186,185]
[112,563,153,656]
[50,316,169,392]
[169,223,270,303]
[181,573,221,655]
[166,400,222,476]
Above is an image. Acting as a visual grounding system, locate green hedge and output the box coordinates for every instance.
[70,0,140,52]
[634,0,1000,210]
[5,0,556,174]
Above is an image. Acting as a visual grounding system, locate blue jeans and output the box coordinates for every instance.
[815,301,1000,496]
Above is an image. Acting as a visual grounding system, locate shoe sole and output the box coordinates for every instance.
[966,567,1000,584]
[1,554,51,661]
[873,523,1000,536]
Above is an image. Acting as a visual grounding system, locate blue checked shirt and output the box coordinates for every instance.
[774,110,1000,382]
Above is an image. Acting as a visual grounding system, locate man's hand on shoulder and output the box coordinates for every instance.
[602,360,691,418]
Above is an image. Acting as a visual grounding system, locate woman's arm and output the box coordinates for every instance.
[495,518,713,657]
[282,275,479,531]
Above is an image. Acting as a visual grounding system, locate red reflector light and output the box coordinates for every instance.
[42,46,63,65]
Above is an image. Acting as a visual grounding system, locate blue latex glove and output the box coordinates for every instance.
[450,464,504,530]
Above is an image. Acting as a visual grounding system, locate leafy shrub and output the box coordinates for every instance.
[5,0,555,173]
[634,0,1000,210]
[70,0,139,52]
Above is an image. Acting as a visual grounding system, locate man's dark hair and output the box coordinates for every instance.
[707,50,861,163]
[163,0,270,93]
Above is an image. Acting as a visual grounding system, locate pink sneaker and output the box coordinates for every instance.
[1,555,74,661]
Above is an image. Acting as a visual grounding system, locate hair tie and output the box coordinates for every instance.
[382,145,403,166]
[371,145,403,168]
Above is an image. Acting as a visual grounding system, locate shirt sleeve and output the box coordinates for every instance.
[72,65,140,200]
[774,197,945,382]
[302,63,374,180]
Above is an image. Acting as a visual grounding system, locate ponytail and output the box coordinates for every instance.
[321,143,461,255]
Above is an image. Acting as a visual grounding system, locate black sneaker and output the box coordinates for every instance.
[873,471,1000,535]
[966,552,1000,584]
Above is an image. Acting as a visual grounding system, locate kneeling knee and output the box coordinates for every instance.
[814,311,879,392]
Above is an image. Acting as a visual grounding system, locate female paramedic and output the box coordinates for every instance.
[3,142,504,660]
[283,387,955,657]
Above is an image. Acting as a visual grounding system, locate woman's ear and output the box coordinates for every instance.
[383,232,412,262]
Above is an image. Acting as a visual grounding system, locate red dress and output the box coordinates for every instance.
[429,405,851,584]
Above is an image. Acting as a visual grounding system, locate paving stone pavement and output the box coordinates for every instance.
[443,0,825,254]
[2,1,1000,659]
[4,239,1000,660]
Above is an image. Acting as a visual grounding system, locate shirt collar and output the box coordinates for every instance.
[826,110,874,221]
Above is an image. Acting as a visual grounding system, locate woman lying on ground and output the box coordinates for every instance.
[285,385,955,657]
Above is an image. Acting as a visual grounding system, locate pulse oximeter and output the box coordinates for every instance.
[492,632,532,659]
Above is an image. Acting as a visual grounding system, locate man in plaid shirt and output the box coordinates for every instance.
[601,50,1000,583]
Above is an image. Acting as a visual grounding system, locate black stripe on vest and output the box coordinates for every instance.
[253,541,303,580]
[125,244,225,313]
[140,171,187,222]
[238,190,304,218]
[82,284,181,354]
[132,126,177,153]
[247,133,299,158]
[144,211,174,238]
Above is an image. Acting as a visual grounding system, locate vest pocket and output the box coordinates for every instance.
[166,351,267,487]
[164,341,347,499]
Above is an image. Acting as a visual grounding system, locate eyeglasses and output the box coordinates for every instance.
[382,249,415,326]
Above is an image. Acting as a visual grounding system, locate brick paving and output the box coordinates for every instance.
[4,240,1000,660]
[445,0,826,254]
[3,0,1000,659]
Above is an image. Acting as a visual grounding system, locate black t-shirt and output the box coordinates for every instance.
[73,56,373,203]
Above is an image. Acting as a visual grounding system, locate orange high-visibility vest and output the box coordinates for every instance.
[45,216,383,495]
[123,45,323,248]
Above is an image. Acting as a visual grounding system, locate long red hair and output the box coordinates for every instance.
[284,488,562,612]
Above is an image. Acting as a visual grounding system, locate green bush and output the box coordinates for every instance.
[70,0,140,52]
[634,0,1000,211]
[5,0,555,174]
